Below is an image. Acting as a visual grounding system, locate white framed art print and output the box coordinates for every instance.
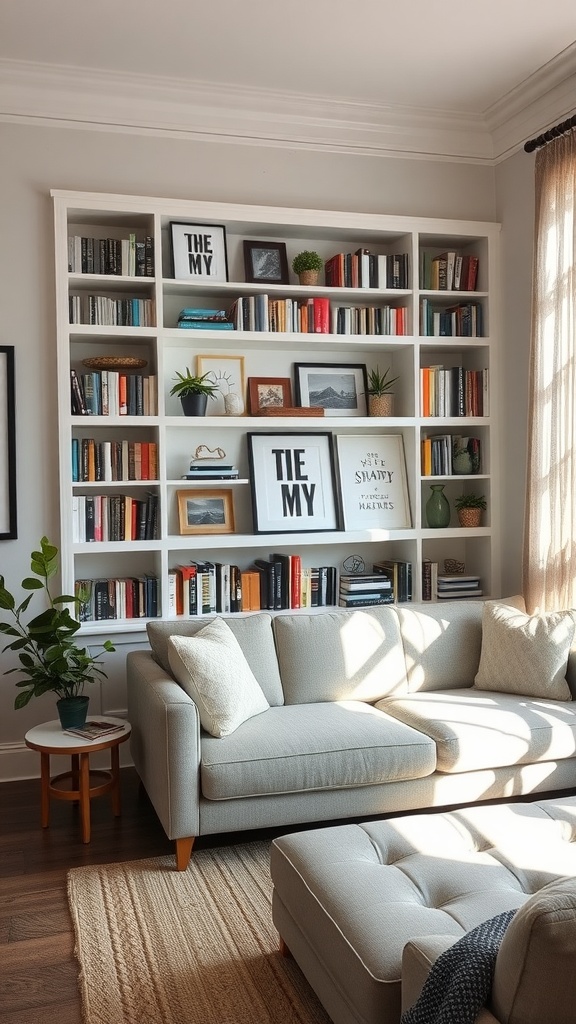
[335,433,411,530]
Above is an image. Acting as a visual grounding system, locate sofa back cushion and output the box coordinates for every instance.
[491,876,576,1024]
[396,601,485,692]
[272,606,407,704]
[147,613,284,706]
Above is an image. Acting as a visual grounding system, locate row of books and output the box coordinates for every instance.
[420,252,479,292]
[168,557,339,615]
[176,307,234,330]
[71,369,157,417]
[71,439,158,482]
[332,305,407,336]
[72,492,158,542]
[421,435,481,477]
[75,575,159,620]
[372,559,413,602]
[325,251,409,289]
[338,573,393,608]
[422,562,482,600]
[68,234,155,277]
[420,366,488,418]
[419,299,483,337]
[229,295,331,333]
[68,295,156,326]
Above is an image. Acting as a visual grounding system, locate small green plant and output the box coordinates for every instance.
[291,250,324,275]
[454,493,487,511]
[366,366,399,396]
[0,537,115,709]
[169,369,219,399]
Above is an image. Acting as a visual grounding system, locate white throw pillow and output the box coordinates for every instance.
[474,602,575,700]
[167,618,270,737]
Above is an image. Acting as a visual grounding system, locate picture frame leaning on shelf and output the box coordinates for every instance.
[243,240,289,284]
[248,376,293,414]
[177,489,235,535]
[170,222,228,282]
[294,362,368,417]
[247,432,339,534]
[334,433,412,531]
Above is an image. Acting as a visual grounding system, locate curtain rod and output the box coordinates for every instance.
[524,113,576,153]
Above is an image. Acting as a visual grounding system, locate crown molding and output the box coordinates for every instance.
[0,49,575,164]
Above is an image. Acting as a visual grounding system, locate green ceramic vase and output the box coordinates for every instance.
[425,484,450,528]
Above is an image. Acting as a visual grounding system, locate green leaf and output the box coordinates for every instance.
[14,690,33,709]
[21,578,44,591]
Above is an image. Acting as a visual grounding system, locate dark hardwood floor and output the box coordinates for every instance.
[0,767,182,1023]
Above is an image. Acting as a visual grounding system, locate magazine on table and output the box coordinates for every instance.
[64,720,126,741]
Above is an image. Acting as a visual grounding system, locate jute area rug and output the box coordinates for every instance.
[67,840,331,1024]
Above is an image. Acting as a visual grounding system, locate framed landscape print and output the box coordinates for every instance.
[334,434,411,530]
[294,362,368,417]
[248,376,293,415]
[247,432,339,533]
[170,222,228,282]
[243,240,289,284]
[0,346,16,539]
[177,489,235,535]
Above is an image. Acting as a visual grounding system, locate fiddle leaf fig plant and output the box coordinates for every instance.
[0,537,115,709]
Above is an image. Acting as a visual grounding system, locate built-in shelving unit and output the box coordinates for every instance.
[52,190,501,632]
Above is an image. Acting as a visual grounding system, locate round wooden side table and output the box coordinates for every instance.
[24,716,131,844]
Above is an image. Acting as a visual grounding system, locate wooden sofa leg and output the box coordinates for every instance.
[175,836,195,871]
[279,936,293,958]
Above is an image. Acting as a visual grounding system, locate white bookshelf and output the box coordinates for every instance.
[52,190,501,632]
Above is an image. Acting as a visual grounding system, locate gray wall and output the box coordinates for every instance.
[2,119,530,778]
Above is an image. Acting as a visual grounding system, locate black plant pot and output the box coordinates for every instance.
[57,695,89,730]
[180,393,208,416]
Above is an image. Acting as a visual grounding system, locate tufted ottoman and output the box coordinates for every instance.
[270,797,576,1024]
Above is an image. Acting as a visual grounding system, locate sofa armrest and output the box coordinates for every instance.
[401,937,500,1023]
[127,649,201,841]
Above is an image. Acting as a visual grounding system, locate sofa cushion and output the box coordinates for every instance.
[376,688,576,773]
[147,613,284,705]
[491,876,576,1024]
[200,701,436,799]
[395,601,485,692]
[474,603,575,701]
[272,607,407,705]
[167,619,270,737]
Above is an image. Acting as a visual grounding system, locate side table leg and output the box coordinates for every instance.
[40,751,50,828]
[71,753,80,798]
[79,752,91,843]
[111,742,121,817]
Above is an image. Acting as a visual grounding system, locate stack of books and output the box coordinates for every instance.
[338,574,394,608]
[182,462,239,481]
[177,308,234,330]
[372,560,412,602]
[436,574,482,599]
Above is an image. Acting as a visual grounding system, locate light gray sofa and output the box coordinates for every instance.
[126,599,576,869]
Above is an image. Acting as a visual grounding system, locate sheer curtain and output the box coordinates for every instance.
[523,133,576,612]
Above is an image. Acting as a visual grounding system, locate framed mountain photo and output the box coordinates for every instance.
[294,362,368,417]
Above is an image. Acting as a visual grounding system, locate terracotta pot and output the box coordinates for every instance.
[369,394,394,417]
[298,270,319,286]
[458,507,482,528]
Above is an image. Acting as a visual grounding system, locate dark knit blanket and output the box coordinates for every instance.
[400,910,516,1024]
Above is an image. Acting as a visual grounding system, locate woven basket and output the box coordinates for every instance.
[298,270,320,286]
[458,508,482,528]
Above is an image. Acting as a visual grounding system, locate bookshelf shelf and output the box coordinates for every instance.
[53,190,501,625]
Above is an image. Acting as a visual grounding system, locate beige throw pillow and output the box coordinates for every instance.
[167,618,270,737]
[474,602,575,700]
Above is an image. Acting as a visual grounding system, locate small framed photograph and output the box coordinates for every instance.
[247,432,339,533]
[248,377,293,415]
[334,433,411,530]
[177,489,235,535]
[243,240,289,285]
[294,362,368,417]
[196,354,246,416]
[170,222,228,282]
[0,346,16,540]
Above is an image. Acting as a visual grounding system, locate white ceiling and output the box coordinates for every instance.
[2,0,576,161]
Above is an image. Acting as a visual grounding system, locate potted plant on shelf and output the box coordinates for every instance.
[366,366,399,417]
[0,537,115,728]
[454,493,487,528]
[169,368,219,416]
[292,250,324,286]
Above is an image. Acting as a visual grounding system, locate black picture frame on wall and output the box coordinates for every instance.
[0,346,17,540]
